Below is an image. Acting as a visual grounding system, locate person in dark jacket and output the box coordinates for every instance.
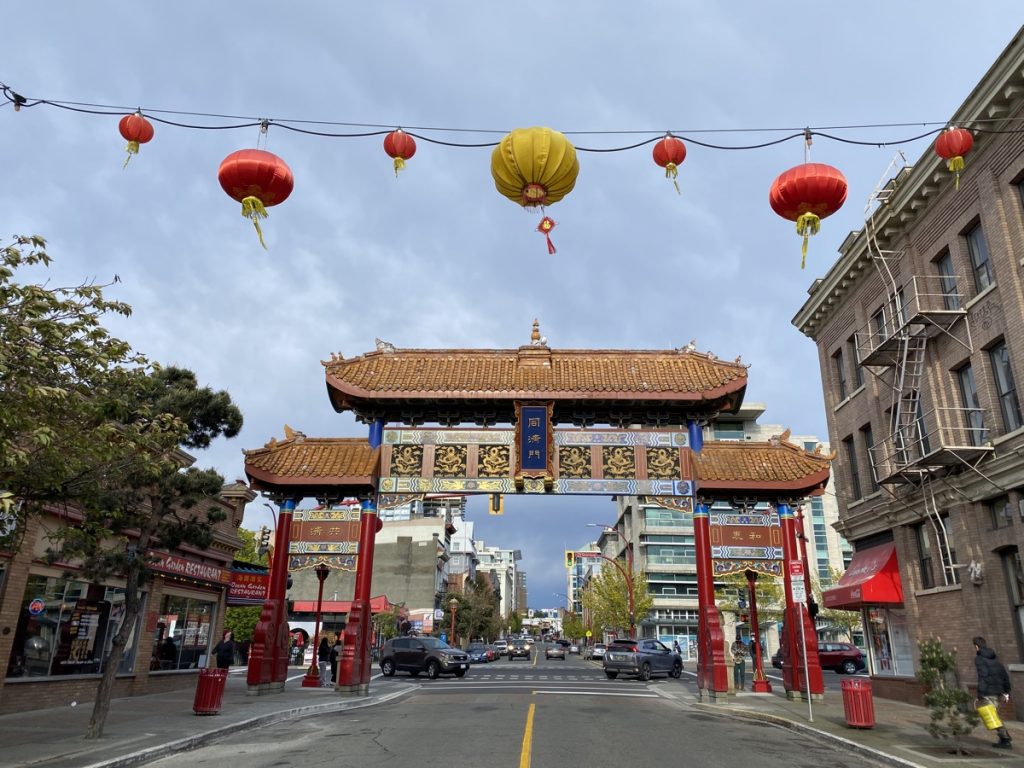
[317,636,332,686]
[330,635,342,683]
[974,636,1013,749]
[213,630,235,670]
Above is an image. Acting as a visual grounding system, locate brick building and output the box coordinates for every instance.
[0,481,254,714]
[793,29,1024,705]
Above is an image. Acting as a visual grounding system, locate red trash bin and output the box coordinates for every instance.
[193,668,228,715]
[841,677,875,728]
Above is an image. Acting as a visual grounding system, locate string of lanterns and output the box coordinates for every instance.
[6,86,981,262]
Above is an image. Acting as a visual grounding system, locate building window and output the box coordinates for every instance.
[895,287,909,326]
[843,436,862,500]
[834,348,848,400]
[860,423,878,492]
[987,496,1012,529]
[915,516,959,589]
[936,250,960,310]
[872,306,887,347]
[152,594,215,671]
[990,341,1023,433]
[713,421,744,440]
[848,337,864,388]
[965,222,994,292]
[6,575,139,678]
[915,522,935,589]
[957,363,988,445]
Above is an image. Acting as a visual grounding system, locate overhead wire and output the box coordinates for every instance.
[4,82,1024,152]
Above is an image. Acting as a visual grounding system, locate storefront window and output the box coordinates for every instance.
[6,574,139,678]
[151,594,215,671]
[865,607,915,677]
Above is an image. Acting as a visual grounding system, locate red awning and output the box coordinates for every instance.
[292,595,394,614]
[822,543,904,611]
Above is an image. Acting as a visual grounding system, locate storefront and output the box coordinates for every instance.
[822,543,911,677]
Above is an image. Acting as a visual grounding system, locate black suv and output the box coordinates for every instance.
[508,637,531,660]
[379,636,469,679]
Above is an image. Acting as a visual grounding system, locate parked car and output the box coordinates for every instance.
[493,639,508,656]
[602,638,682,681]
[584,643,606,660]
[466,644,490,664]
[379,636,469,679]
[485,645,497,662]
[771,642,866,674]
[545,644,566,660]
[508,638,531,660]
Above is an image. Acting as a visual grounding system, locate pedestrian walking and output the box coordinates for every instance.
[672,640,681,655]
[213,630,235,670]
[731,636,748,691]
[318,636,331,686]
[974,636,1013,749]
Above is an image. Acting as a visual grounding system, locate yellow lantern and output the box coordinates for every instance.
[491,127,579,252]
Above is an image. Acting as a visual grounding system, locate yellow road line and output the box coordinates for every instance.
[519,702,536,768]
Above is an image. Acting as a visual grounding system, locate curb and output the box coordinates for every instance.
[693,702,927,768]
[80,684,417,768]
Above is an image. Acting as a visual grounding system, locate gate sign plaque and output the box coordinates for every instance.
[516,402,553,489]
[710,509,783,577]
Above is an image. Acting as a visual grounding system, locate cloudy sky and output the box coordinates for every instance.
[3,4,1020,609]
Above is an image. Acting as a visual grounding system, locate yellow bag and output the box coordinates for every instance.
[977,700,1004,730]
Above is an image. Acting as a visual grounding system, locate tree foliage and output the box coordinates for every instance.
[816,567,862,641]
[580,563,653,635]
[561,611,585,641]
[508,610,523,634]
[449,573,502,644]
[917,637,978,754]
[1,236,244,740]
[715,571,785,625]
[372,606,402,642]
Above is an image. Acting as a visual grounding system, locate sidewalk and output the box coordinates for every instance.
[694,677,1024,767]
[3,668,416,768]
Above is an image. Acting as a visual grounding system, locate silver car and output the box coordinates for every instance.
[603,638,682,681]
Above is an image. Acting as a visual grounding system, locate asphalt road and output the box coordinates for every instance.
[149,646,877,768]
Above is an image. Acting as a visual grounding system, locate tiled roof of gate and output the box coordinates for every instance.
[696,436,832,491]
[322,347,748,400]
[244,436,379,488]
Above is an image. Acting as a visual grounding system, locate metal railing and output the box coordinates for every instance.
[868,406,991,483]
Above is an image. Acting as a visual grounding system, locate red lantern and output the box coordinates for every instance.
[217,149,294,249]
[769,163,847,269]
[652,135,687,194]
[934,127,973,190]
[383,129,417,177]
[118,112,154,168]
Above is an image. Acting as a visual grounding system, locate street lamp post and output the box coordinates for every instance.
[448,597,459,647]
[745,569,772,694]
[301,564,331,688]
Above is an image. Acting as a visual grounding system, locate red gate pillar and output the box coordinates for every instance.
[247,497,296,695]
[779,502,824,699]
[337,496,380,695]
[694,501,730,698]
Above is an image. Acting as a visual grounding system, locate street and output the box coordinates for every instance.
[150,646,877,768]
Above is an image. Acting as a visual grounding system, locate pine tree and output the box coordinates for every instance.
[917,637,979,755]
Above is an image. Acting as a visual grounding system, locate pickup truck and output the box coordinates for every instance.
[602,638,682,681]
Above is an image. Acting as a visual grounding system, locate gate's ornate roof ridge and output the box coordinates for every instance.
[322,344,748,399]
[244,435,379,493]
[695,433,832,495]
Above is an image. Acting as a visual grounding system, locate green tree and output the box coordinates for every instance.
[580,564,653,636]
[561,611,585,641]
[917,637,978,755]
[44,365,242,739]
[234,526,269,566]
[816,567,862,642]
[715,571,785,623]
[0,236,143,538]
[508,610,523,634]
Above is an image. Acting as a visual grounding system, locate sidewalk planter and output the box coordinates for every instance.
[840,677,875,728]
[193,669,228,715]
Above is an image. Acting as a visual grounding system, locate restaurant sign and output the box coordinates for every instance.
[148,551,232,585]
[228,571,269,605]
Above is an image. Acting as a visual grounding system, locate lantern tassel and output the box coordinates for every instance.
[537,216,557,255]
[795,212,821,270]
[393,157,406,177]
[664,162,680,195]
[241,195,269,250]
[947,156,965,191]
[123,140,140,169]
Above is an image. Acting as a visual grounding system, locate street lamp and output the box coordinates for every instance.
[585,524,635,638]
[301,563,332,688]
[448,597,459,647]
[744,569,772,694]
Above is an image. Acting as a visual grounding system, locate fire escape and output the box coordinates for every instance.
[853,156,992,585]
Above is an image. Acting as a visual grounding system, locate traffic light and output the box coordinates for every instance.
[257,526,271,556]
[489,494,504,515]
[565,551,575,569]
